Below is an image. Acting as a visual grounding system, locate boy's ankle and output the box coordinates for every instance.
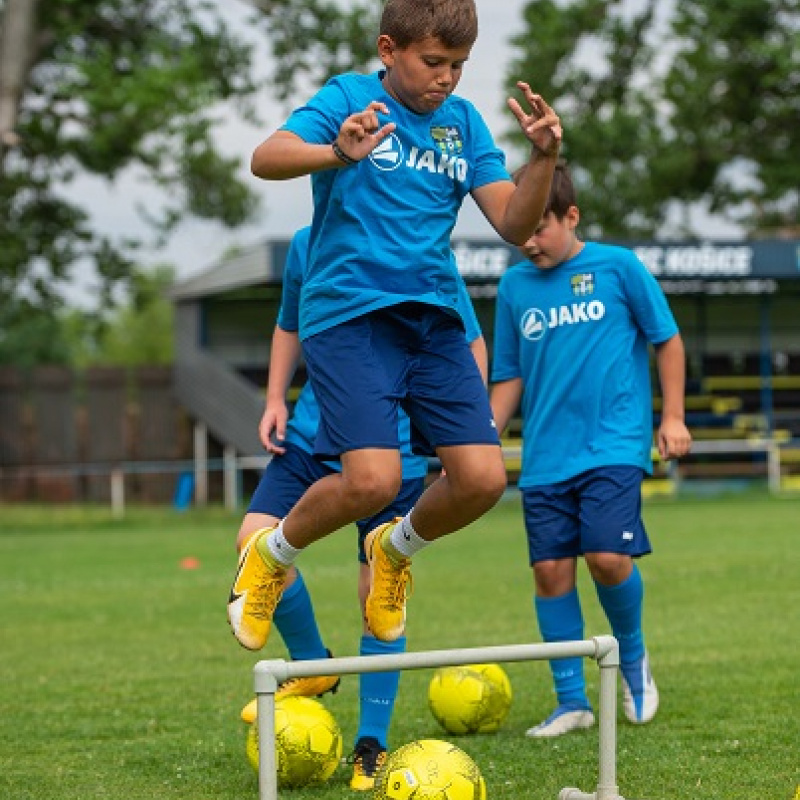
[381,525,410,567]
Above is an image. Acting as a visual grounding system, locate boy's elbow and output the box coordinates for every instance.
[497,214,542,246]
[504,232,528,247]
[251,151,271,179]
[500,225,534,247]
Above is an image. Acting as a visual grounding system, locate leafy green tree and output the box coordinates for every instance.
[0,298,71,367]
[664,0,799,235]
[258,0,379,101]
[505,0,799,238]
[94,265,176,366]
[0,0,261,320]
[58,265,175,367]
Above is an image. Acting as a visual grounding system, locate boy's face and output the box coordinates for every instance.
[518,206,581,270]
[378,35,472,114]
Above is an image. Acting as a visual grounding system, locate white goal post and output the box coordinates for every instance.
[253,635,642,800]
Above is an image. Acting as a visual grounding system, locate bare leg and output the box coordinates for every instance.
[282,449,403,549]
[410,444,507,540]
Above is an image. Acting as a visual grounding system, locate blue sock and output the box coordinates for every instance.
[594,564,645,668]
[535,590,590,709]
[272,570,328,661]
[356,635,406,749]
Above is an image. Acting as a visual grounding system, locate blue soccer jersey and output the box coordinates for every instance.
[281,70,509,340]
[492,242,679,487]
[278,227,483,480]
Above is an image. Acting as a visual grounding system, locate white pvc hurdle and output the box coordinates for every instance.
[253,635,636,800]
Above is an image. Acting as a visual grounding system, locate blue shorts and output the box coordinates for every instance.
[247,442,331,519]
[302,302,499,459]
[246,442,425,563]
[521,465,651,564]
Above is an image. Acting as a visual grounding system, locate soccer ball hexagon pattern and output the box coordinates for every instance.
[428,663,512,735]
[245,695,342,787]
[373,738,487,800]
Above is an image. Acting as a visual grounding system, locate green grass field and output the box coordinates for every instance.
[1,494,798,800]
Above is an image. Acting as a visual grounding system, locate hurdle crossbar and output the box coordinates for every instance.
[254,635,632,800]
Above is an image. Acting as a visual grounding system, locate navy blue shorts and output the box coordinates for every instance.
[247,442,331,519]
[302,303,499,459]
[521,465,651,563]
[246,442,425,563]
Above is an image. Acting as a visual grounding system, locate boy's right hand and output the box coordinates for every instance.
[334,101,397,163]
[259,403,288,454]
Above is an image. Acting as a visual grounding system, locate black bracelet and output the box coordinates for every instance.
[332,140,358,165]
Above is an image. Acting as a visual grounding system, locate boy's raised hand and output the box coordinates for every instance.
[334,101,397,162]
[507,82,561,157]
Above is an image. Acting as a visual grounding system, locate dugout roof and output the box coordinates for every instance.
[171,238,800,300]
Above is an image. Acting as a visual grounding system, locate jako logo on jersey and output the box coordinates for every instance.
[369,132,468,182]
[369,133,404,171]
[520,308,548,341]
[405,146,468,182]
[520,301,606,341]
[571,272,595,296]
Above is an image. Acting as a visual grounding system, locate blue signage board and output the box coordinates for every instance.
[269,238,800,293]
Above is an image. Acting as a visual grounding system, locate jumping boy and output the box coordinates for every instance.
[490,161,692,736]
[228,0,561,653]
[237,225,488,789]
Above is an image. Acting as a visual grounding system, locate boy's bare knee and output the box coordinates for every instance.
[482,466,508,505]
[454,463,507,508]
[344,471,401,516]
[586,552,632,586]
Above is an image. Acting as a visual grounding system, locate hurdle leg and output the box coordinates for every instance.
[254,660,287,800]
[560,636,628,800]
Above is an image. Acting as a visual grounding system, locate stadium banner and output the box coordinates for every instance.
[267,239,800,295]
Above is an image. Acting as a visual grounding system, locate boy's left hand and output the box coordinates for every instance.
[657,418,692,460]
[507,82,561,157]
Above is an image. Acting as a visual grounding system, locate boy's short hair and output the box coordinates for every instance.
[513,159,577,220]
[380,0,478,49]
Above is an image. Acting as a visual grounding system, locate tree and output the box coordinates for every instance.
[0,0,261,319]
[244,0,380,101]
[664,0,800,235]
[61,265,176,367]
[0,296,71,367]
[0,0,37,149]
[504,0,799,239]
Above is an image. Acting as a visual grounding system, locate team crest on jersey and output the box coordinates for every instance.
[430,125,464,155]
[571,273,595,296]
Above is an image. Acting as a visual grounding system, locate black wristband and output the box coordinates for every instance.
[332,140,358,165]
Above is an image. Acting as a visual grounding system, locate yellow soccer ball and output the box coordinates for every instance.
[373,738,486,800]
[245,695,342,787]
[428,663,512,735]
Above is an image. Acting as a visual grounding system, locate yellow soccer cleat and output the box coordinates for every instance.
[364,522,412,642]
[227,527,287,651]
[348,736,387,792]
[240,652,341,724]
[240,698,258,725]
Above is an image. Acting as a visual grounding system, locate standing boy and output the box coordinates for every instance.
[490,162,692,736]
[237,226,488,789]
[228,0,561,653]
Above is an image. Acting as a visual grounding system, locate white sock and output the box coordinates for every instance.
[388,513,431,559]
[264,521,301,566]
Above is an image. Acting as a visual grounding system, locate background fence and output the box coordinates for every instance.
[0,365,192,503]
